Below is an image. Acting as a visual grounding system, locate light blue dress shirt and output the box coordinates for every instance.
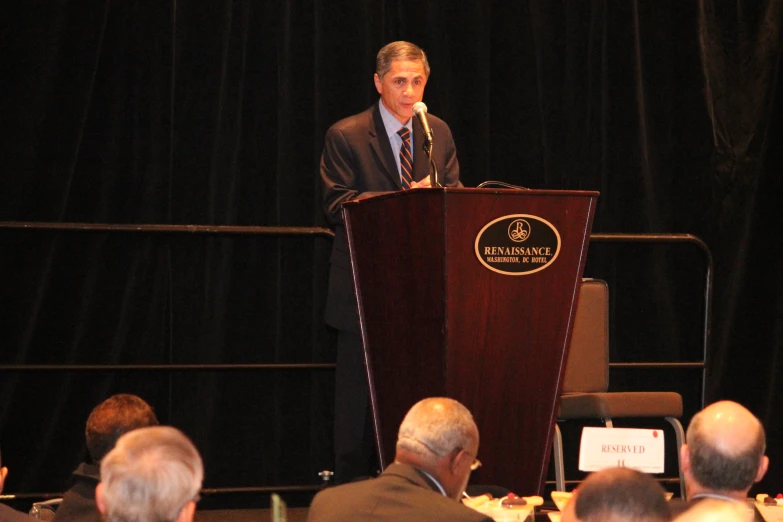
[378,100,414,183]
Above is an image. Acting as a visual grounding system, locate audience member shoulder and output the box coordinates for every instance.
[0,503,38,521]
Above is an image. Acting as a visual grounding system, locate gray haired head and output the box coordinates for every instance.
[99,426,203,522]
[396,397,476,464]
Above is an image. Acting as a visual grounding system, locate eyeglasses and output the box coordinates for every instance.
[464,450,482,471]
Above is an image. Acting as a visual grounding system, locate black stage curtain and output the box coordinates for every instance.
[1,0,782,495]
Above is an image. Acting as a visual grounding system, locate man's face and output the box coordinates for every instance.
[374,59,428,125]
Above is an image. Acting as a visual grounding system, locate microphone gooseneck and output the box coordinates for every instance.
[411,102,441,187]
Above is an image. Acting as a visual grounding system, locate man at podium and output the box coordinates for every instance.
[320,40,462,483]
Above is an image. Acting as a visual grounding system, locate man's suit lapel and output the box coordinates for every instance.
[412,117,430,183]
[369,103,403,189]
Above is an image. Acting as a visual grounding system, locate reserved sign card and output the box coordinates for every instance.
[578,427,665,473]
[272,493,288,522]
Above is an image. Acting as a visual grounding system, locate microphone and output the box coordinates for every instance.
[411,101,440,187]
[412,102,434,144]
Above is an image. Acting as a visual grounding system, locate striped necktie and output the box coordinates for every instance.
[397,127,413,189]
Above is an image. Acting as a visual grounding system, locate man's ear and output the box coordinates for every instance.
[0,466,8,493]
[680,444,691,473]
[449,449,470,475]
[755,455,770,483]
[373,74,382,94]
[95,482,107,515]
[175,499,197,522]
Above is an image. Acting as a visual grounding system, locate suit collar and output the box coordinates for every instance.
[369,102,404,189]
[382,462,445,495]
[73,462,101,482]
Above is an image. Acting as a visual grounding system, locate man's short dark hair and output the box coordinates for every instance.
[376,41,430,79]
[85,394,159,462]
[575,468,671,522]
[687,420,766,491]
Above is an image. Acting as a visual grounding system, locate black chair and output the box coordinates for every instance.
[552,279,686,498]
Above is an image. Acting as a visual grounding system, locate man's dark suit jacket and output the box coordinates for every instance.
[320,101,461,332]
[306,462,492,522]
[0,503,37,522]
[51,463,101,522]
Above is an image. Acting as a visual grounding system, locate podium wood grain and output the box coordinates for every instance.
[343,188,597,495]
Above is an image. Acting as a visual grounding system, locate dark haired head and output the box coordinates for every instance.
[85,394,159,462]
[573,467,671,522]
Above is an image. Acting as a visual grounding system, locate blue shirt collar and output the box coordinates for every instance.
[378,99,412,138]
[418,468,447,496]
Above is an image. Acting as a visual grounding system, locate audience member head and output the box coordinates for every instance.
[561,467,671,522]
[673,498,754,522]
[375,41,430,79]
[86,394,159,463]
[395,397,480,500]
[96,426,203,522]
[0,447,7,494]
[681,400,768,500]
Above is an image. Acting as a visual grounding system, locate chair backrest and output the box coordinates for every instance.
[562,278,609,394]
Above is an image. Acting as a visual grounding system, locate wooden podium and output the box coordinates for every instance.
[342,188,598,495]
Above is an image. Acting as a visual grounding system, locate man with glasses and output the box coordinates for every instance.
[307,397,491,522]
[96,426,203,522]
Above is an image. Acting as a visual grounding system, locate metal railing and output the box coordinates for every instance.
[0,221,335,238]
[0,223,712,498]
[0,221,336,500]
[0,221,336,376]
[590,233,713,409]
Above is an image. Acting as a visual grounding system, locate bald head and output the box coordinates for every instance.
[690,401,764,456]
[683,401,768,497]
[395,397,479,500]
[397,397,478,460]
[563,467,670,522]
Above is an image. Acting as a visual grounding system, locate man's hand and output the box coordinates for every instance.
[410,177,432,189]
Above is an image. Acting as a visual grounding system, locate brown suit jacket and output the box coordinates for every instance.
[320,101,461,332]
[307,463,492,522]
[51,463,102,522]
[0,503,37,522]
